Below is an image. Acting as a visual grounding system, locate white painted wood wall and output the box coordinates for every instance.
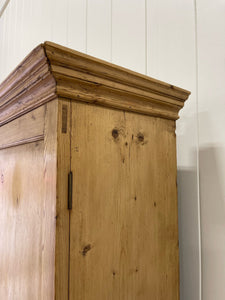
[0,1,225,299]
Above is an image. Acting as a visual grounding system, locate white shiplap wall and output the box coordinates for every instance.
[1,1,225,299]
[146,2,201,299]
[197,1,225,299]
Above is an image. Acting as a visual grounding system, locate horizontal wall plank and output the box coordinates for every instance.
[87,0,111,61]
[67,0,86,52]
[51,0,68,46]
[112,0,146,73]
[146,1,200,300]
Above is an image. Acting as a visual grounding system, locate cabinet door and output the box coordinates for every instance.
[0,103,57,300]
[69,102,179,300]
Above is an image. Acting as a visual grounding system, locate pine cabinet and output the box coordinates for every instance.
[0,42,190,300]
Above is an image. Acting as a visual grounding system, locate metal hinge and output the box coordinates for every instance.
[68,171,73,210]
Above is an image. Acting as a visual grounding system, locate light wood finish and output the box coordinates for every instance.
[0,41,190,127]
[0,105,45,150]
[0,42,190,299]
[0,142,45,299]
[0,101,58,300]
[55,99,71,300]
[0,45,57,126]
[69,102,179,300]
[41,100,58,299]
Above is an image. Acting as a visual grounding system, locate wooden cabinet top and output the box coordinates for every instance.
[0,41,190,126]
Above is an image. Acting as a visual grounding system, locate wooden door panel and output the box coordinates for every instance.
[70,102,179,300]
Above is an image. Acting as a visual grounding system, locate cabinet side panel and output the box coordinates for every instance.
[0,101,58,300]
[0,105,45,149]
[70,102,179,300]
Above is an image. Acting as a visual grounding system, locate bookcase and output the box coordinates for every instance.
[0,42,190,300]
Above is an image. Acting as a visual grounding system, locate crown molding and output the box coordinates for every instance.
[0,41,190,126]
[0,45,57,126]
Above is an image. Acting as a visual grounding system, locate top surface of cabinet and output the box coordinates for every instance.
[0,41,190,126]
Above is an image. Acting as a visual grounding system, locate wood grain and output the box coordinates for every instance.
[46,42,189,120]
[0,45,57,126]
[0,141,46,300]
[0,102,58,300]
[69,102,179,299]
[0,135,44,150]
[44,42,189,100]
[0,41,190,126]
[55,99,71,300]
[0,105,45,149]
[41,100,58,300]
[55,74,181,120]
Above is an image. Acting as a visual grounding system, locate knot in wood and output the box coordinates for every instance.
[137,133,144,142]
[112,129,119,139]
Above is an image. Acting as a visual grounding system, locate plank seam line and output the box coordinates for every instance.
[0,134,44,150]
